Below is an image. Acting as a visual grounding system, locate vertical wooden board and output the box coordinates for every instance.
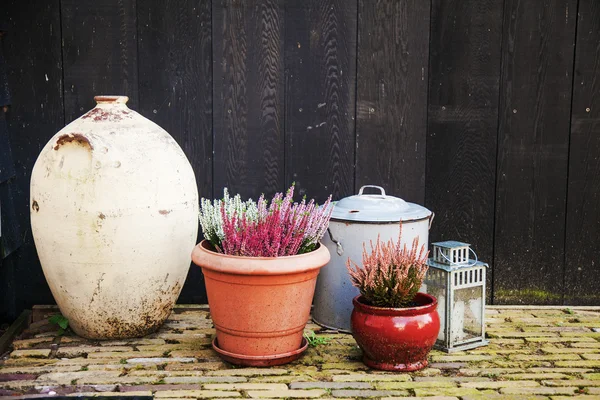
[564,0,600,305]
[61,0,138,122]
[213,0,284,200]
[284,0,356,203]
[0,0,64,318]
[425,0,503,301]
[494,0,577,304]
[355,0,430,203]
[138,0,212,304]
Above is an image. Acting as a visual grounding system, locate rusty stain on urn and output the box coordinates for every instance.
[98,212,106,220]
[159,209,171,215]
[54,133,93,150]
[32,200,40,212]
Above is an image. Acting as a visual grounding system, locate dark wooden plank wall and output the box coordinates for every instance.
[285,0,356,203]
[1,0,598,319]
[0,0,64,320]
[494,0,577,304]
[213,0,285,200]
[357,0,430,204]
[137,0,213,304]
[426,0,504,301]
[564,0,600,305]
[61,0,139,123]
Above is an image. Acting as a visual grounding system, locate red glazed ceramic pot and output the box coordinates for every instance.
[351,293,440,371]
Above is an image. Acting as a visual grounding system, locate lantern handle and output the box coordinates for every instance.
[358,185,386,197]
[439,247,479,267]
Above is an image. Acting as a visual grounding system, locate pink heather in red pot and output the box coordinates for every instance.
[206,185,332,257]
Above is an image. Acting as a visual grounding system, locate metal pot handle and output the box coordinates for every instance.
[358,185,386,197]
[428,212,435,230]
[327,228,344,256]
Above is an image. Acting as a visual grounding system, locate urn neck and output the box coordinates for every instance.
[94,95,129,105]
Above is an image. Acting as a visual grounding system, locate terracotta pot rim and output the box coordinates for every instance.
[192,239,331,275]
[352,293,438,316]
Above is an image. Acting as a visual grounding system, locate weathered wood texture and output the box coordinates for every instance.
[564,0,600,305]
[494,0,577,304]
[426,0,504,301]
[356,0,430,204]
[61,0,139,123]
[213,0,285,200]
[3,0,600,319]
[0,0,64,319]
[284,0,357,203]
[137,0,213,304]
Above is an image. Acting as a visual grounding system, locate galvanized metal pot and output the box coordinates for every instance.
[313,185,433,332]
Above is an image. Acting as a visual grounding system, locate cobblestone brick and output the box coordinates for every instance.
[541,346,596,353]
[11,338,54,350]
[330,389,410,398]
[206,368,289,376]
[509,353,582,361]
[204,383,288,390]
[500,387,579,395]
[154,390,241,398]
[331,374,411,382]
[9,349,52,358]
[126,357,196,364]
[555,360,600,368]
[500,373,570,380]
[413,387,488,397]
[375,381,457,390]
[163,376,248,384]
[56,346,133,358]
[289,381,372,389]
[542,379,600,387]
[381,397,459,400]
[2,305,599,399]
[462,395,549,400]
[431,355,493,362]
[460,380,540,389]
[66,391,153,397]
[247,389,327,398]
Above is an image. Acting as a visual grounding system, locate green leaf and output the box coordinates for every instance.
[303,331,330,347]
[49,314,69,330]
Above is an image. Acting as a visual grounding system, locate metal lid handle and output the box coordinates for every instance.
[358,185,386,197]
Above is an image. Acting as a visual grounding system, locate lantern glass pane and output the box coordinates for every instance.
[451,286,483,343]
[423,268,447,342]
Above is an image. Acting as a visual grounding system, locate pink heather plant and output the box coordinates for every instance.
[346,224,429,308]
[202,185,332,257]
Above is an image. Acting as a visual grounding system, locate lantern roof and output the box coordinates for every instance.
[432,240,470,249]
[427,258,488,272]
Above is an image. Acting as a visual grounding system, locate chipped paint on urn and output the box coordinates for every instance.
[30,95,199,339]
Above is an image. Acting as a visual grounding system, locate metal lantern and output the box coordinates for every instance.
[423,241,489,352]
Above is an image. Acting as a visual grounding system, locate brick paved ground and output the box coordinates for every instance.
[1,305,600,399]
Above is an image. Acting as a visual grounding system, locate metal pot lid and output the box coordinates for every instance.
[330,185,432,222]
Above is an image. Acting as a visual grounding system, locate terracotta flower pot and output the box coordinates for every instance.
[351,293,440,371]
[191,240,330,365]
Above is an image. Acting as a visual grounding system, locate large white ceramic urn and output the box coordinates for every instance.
[30,96,199,339]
